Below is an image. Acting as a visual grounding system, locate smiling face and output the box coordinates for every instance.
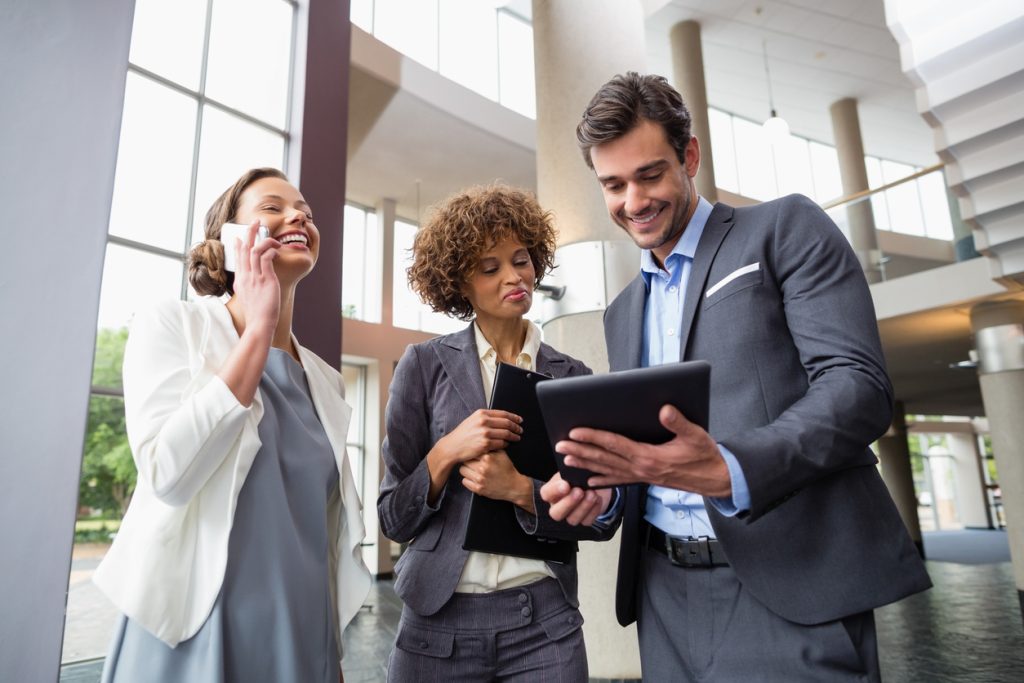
[461,237,536,325]
[590,118,701,267]
[233,176,319,283]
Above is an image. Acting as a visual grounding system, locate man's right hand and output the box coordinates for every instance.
[540,473,611,527]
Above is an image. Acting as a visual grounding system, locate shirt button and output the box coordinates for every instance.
[669,285,677,292]
[675,510,686,519]
[667,328,675,336]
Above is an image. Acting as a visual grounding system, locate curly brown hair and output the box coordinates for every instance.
[408,185,557,321]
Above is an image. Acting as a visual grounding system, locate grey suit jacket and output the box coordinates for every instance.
[378,323,616,617]
[605,194,931,627]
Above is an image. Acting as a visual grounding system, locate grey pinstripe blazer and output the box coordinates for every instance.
[378,323,616,617]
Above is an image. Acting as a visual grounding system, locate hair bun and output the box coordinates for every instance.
[188,239,231,296]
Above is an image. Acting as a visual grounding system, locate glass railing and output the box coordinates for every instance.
[819,163,972,282]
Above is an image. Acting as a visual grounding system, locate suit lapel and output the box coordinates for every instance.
[436,323,487,411]
[678,203,735,360]
[607,275,647,371]
[536,344,567,378]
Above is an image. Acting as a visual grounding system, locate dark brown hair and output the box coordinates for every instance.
[187,167,288,296]
[408,185,557,321]
[576,72,692,169]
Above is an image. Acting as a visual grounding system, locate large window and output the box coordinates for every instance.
[64,0,298,669]
[351,0,536,118]
[708,107,953,241]
[342,203,383,322]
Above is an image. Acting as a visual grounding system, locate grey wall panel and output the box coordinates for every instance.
[0,0,135,679]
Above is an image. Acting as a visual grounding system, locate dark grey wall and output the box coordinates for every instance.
[293,0,352,369]
[0,0,135,679]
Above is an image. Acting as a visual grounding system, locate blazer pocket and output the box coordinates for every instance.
[704,262,763,309]
[409,515,445,551]
[395,623,455,659]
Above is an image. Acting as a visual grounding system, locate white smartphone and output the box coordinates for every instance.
[220,223,270,272]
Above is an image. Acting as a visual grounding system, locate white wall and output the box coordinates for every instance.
[0,0,135,679]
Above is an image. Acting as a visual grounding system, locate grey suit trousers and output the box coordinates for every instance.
[387,578,587,682]
[637,546,880,682]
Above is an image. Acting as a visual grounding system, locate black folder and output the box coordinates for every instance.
[535,360,711,489]
[462,363,575,564]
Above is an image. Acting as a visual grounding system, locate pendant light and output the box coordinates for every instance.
[762,40,790,144]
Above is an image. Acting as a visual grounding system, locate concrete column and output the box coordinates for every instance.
[970,300,1024,621]
[829,97,882,283]
[532,0,645,678]
[670,20,717,202]
[877,402,925,556]
[948,432,993,529]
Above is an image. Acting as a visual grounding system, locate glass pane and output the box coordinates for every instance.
[808,141,842,203]
[918,171,954,240]
[882,160,924,236]
[191,106,286,242]
[91,328,129,391]
[772,137,814,199]
[497,10,535,118]
[206,0,294,128]
[374,0,439,70]
[62,394,133,664]
[128,0,208,89]
[865,156,890,231]
[732,116,776,200]
[439,0,498,100]
[708,108,738,193]
[109,74,197,252]
[96,244,185,332]
[342,205,383,323]
[393,220,465,334]
[341,364,365,444]
[351,0,374,32]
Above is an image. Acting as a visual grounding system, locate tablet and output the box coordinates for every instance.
[534,360,711,488]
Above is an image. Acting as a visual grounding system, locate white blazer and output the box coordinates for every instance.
[93,297,371,650]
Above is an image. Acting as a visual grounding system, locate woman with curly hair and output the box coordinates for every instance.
[378,184,616,682]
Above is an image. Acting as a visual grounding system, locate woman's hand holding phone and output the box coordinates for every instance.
[230,221,282,334]
[218,221,283,407]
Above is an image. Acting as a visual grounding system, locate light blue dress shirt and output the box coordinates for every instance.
[639,197,751,538]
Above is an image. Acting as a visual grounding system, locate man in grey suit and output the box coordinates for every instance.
[542,72,931,681]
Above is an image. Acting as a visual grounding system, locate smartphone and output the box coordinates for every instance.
[220,223,270,272]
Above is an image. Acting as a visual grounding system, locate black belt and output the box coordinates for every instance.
[646,525,729,568]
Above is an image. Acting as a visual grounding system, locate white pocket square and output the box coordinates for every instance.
[705,262,760,298]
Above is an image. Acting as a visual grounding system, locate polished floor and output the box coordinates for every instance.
[61,531,1024,682]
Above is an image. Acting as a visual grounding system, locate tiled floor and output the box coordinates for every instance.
[61,541,1024,682]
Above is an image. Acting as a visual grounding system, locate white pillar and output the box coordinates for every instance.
[947,432,993,529]
[971,300,1024,621]
[532,0,647,677]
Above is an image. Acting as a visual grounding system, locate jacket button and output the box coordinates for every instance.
[567,615,577,625]
[517,593,528,604]
[521,606,532,618]
[420,641,429,649]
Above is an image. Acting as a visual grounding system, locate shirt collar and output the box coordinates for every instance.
[640,196,714,282]
[473,319,542,366]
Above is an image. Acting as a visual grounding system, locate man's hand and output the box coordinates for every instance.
[557,404,732,497]
[539,473,612,526]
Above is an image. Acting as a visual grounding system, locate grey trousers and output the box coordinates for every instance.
[387,577,588,682]
[638,546,880,682]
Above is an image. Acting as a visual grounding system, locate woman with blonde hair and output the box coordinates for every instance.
[95,167,370,682]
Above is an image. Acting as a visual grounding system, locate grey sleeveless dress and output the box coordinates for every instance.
[102,349,340,683]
